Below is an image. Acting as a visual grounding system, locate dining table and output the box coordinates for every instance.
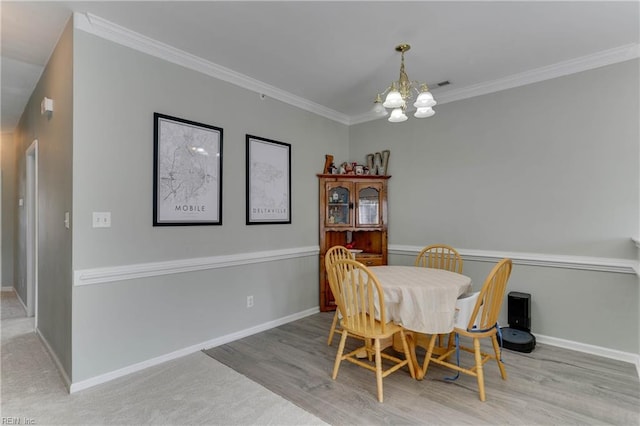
[368,265,473,379]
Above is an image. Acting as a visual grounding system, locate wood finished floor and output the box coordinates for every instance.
[205,312,640,426]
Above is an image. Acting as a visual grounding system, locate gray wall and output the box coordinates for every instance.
[71,29,349,381]
[351,60,639,353]
[351,61,638,258]
[12,18,75,375]
[2,132,16,289]
[72,33,347,269]
[6,17,638,385]
[391,252,638,352]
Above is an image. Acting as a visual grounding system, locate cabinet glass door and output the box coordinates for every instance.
[327,185,350,225]
[357,186,380,226]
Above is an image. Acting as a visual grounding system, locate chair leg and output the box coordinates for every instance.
[491,334,508,380]
[473,338,486,402]
[327,311,339,346]
[332,330,348,379]
[374,338,383,402]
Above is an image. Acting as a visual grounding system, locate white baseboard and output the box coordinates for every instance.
[1,286,15,292]
[69,307,319,393]
[16,291,28,312]
[67,307,639,393]
[37,328,72,391]
[535,333,640,379]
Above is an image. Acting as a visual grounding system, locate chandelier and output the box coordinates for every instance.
[372,44,436,123]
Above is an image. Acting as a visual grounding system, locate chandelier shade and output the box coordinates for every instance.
[413,88,436,108]
[383,86,404,109]
[372,44,436,123]
[372,94,388,116]
[414,107,435,118]
[389,108,408,122]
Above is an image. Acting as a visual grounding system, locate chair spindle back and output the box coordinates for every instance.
[331,258,388,336]
[415,244,463,273]
[465,258,512,331]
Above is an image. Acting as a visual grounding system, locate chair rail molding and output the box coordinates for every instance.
[74,246,320,287]
[389,245,638,275]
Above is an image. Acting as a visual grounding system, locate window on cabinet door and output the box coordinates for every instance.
[358,187,380,225]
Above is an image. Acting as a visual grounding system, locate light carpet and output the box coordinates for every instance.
[1,291,326,425]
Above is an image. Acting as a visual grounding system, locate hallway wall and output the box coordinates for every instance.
[11,18,75,377]
[1,132,16,290]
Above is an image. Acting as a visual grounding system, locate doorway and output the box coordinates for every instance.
[26,140,38,325]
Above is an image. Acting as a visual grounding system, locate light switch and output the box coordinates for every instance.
[92,212,111,228]
[64,212,70,229]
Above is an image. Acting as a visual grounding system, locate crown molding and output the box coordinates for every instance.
[436,43,640,106]
[351,43,640,125]
[73,12,351,125]
[390,245,638,275]
[74,13,638,127]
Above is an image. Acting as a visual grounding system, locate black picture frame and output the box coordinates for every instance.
[246,135,291,225]
[153,112,223,226]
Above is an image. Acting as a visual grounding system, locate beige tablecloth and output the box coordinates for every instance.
[369,265,472,334]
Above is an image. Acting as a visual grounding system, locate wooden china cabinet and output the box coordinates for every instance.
[318,174,389,312]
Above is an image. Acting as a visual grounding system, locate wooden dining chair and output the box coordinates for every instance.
[329,258,415,402]
[420,258,513,401]
[415,244,463,347]
[414,244,463,273]
[325,245,355,346]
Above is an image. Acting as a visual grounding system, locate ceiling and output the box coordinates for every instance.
[2,1,639,132]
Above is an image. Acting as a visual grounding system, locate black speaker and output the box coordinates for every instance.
[508,291,531,331]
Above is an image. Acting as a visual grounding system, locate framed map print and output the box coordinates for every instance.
[246,135,291,224]
[153,113,223,226]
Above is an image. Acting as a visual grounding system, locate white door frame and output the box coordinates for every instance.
[26,140,38,325]
[0,169,3,288]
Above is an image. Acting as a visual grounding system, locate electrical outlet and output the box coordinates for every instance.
[246,295,254,308]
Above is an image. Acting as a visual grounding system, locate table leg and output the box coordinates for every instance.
[393,332,424,380]
[406,333,424,380]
